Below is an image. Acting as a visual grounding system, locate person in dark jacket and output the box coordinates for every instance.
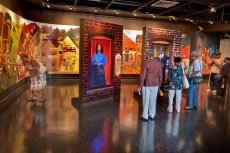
[214,57,230,96]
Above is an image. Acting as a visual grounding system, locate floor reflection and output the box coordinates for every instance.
[0,80,230,153]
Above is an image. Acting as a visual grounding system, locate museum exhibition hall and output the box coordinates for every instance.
[0,0,230,153]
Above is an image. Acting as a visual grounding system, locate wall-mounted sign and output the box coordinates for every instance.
[115,53,121,76]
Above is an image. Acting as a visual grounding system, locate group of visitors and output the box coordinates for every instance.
[207,51,230,96]
[138,50,230,122]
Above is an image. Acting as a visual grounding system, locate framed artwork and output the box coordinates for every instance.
[89,36,112,89]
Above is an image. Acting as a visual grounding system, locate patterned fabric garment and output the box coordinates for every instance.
[168,64,183,90]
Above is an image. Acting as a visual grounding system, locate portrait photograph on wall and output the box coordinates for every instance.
[89,36,112,88]
[122,30,142,74]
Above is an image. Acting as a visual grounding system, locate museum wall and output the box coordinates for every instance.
[0,3,221,94]
[0,0,25,18]
[0,4,80,93]
[26,10,195,35]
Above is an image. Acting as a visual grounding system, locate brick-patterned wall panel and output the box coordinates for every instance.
[143,27,182,60]
[79,19,123,103]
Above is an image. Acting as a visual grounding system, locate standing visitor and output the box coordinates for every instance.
[167,57,183,113]
[20,53,40,101]
[185,51,203,110]
[138,52,162,121]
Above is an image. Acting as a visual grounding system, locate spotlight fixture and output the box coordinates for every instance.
[209,21,214,24]
[69,5,73,10]
[189,19,194,23]
[169,16,176,21]
[185,18,190,21]
[210,7,216,12]
[152,14,156,18]
[198,26,203,32]
[94,8,98,13]
[116,10,119,15]
[224,33,230,38]
[46,3,50,8]
[133,12,138,16]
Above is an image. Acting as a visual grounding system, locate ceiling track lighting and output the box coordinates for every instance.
[94,8,98,13]
[152,14,156,18]
[115,10,120,15]
[133,12,138,17]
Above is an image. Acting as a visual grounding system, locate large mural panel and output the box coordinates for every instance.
[180,34,191,73]
[121,30,142,74]
[0,4,80,92]
[191,32,218,75]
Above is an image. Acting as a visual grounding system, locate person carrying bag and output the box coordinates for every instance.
[185,51,203,110]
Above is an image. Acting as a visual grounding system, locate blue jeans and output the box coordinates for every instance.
[188,84,199,107]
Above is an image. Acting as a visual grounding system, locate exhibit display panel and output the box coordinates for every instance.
[180,34,191,73]
[142,27,182,82]
[219,39,230,59]
[78,19,123,104]
[190,32,218,75]
[121,30,142,74]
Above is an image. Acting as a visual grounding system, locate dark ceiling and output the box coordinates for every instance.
[22,0,230,24]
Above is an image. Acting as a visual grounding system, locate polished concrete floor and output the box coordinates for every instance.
[0,80,230,153]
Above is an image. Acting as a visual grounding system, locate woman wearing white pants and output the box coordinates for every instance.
[138,52,162,121]
[167,57,183,113]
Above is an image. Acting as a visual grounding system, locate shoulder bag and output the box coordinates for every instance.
[192,60,203,84]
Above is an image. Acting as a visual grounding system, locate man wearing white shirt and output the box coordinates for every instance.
[185,51,203,110]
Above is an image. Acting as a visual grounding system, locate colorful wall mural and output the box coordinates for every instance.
[0,4,79,92]
[121,30,142,74]
[180,34,191,73]
[191,32,218,75]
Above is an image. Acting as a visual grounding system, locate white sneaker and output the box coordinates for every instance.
[167,108,173,113]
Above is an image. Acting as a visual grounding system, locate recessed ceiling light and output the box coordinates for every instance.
[151,0,179,8]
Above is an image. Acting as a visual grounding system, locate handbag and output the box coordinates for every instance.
[193,76,203,84]
[181,66,189,89]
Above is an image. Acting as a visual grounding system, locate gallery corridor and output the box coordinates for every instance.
[0,80,230,153]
